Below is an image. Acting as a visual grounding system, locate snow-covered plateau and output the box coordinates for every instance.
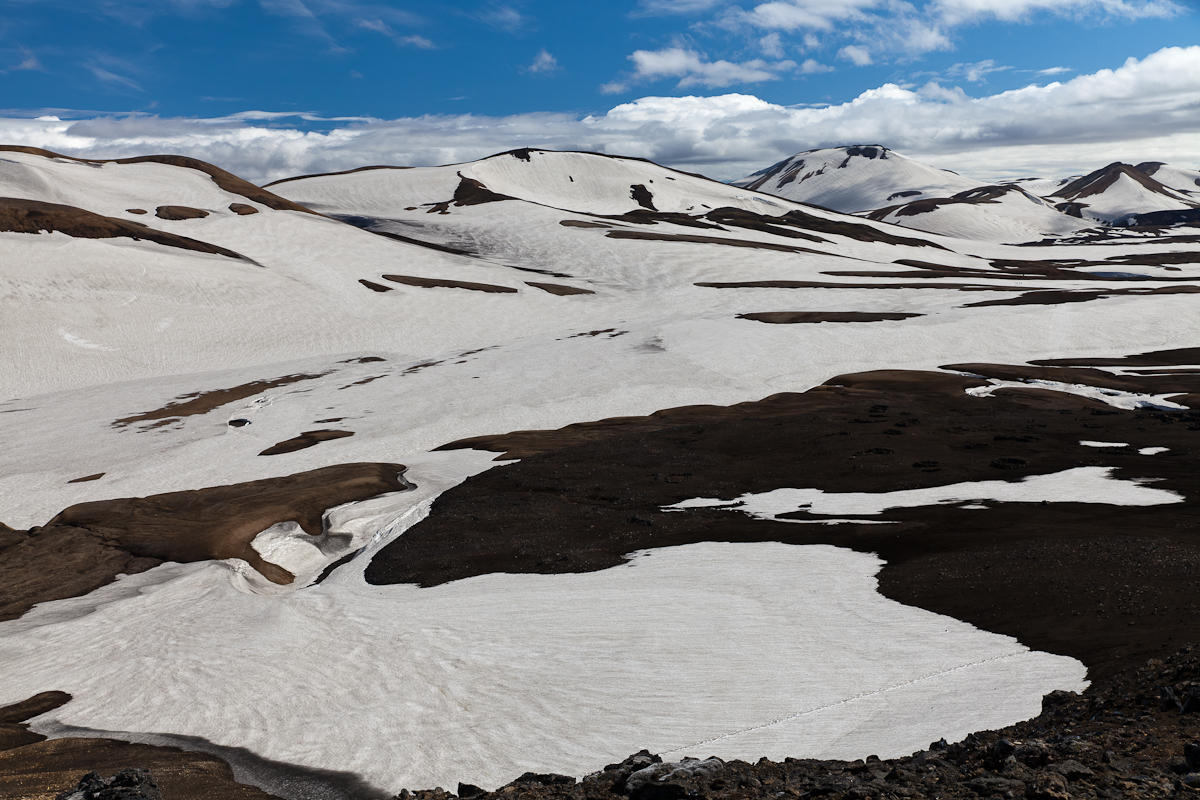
[1,144,1199,799]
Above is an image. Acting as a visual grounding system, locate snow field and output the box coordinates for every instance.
[0,537,1086,795]
[3,287,1198,531]
[3,147,1198,796]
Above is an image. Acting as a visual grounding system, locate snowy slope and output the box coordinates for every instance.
[269,148,794,217]
[1134,162,1200,198]
[865,185,1094,243]
[1050,162,1200,223]
[4,146,1200,798]
[731,145,980,214]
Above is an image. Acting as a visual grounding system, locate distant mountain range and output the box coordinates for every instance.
[735,145,1200,243]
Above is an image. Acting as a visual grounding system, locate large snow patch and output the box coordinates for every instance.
[1,537,1084,795]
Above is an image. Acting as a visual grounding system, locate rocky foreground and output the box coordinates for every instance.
[41,644,1200,800]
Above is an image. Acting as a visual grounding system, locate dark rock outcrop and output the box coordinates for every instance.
[56,768,162,800]
[154,206,208,221]
[0,198,247,260]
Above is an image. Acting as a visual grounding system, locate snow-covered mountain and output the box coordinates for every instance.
[3,144,1200,799]
[1133,161,1200,197]
[737,147,1200,243]
[731,145,980,214]
[864,184,1092,243]
[1050,161,1200,223]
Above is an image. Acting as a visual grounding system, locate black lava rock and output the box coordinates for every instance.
[56,769,162,800]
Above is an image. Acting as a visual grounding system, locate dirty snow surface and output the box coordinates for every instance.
[2,145,1199,798]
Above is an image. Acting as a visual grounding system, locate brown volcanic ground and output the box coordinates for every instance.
[0,463,411,621]
[0,197,248,260]
[366,360,1200,682]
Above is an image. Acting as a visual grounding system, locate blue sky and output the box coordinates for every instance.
[1,0,1198,181]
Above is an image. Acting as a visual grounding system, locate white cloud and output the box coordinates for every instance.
[475,4,526,32]
[945,58,1011,82]
[644,0,1185,68]
[619,47,795,89]
[86,65,143,92]
[932,0,1184,24]
[634,0,728,13]
[743,0,882,31]
[799,58,834,73]
[759,32,785,57]
[6,46,1199,185]
[1037,66,1073,75]
[838,45,873,65]
[5,50,44,73]
[527,49,559,75]
[355,19,435,48]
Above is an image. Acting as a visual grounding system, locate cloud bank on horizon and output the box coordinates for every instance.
[4,45,1200,184]
[0,0,1196,182]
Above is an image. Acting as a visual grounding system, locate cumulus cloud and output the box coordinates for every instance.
[474,4,526,32]
[609,47,797,91]
[6,46,1199,184]
[759,32,785,57]
[838,45,873,65]
[799,58,834,73]
[932,0,1184,24]
[943,58,1011,82]
[742,0,881,31]
[526,49,559,74]
[639,0,1184,72]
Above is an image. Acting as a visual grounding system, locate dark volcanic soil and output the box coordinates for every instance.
[737,312,923,324]
[368,364,1200,682]
[113,372,328,428]
[154,205,208,221]
[259,429,355,456]
[525,281,596,296]
[382,275,518,293]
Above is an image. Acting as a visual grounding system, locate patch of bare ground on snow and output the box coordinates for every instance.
[0,198,248,260]
[258,429,355,456]
[525,282,595,296]
[113,373,328,428]
[736,312,923,324]
[381,274,518,293]
[0,463,410,620]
